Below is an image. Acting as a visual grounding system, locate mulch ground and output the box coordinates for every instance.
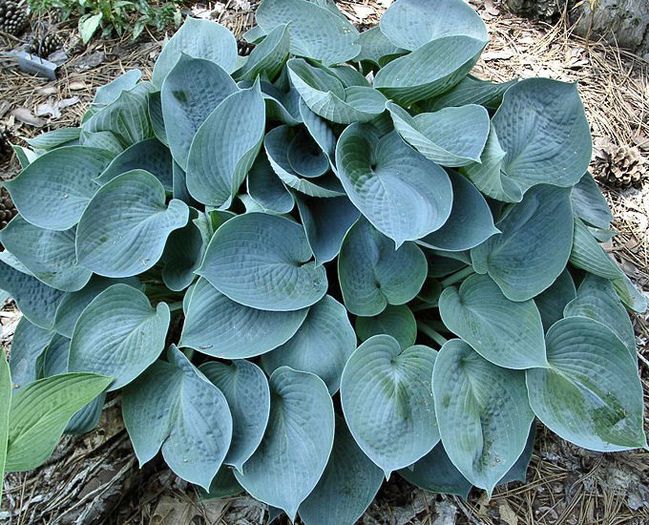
[1,1,648,524]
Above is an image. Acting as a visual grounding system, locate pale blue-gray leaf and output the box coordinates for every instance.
[355,305,416,349]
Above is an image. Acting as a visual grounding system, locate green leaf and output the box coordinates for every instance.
[80,130,124,154]
[534,269,576,331]
[398,443,472,499]
[76,170,189,278]
[161,56,238,170]
[8,317,53,389]
[68,284,170,390]
[152,17,238,86]
[82,82,154,147]
[122,346,232,489]
[199,213,327,311]
[148,91,168,146]
[492,79,592,192]
[53,276,139,338]
[5,372,111,471]
[424,75,518,111]
[386,103,489,167]
[571,172,612,229]
[0,262,65,330]
[98,138,173,191]
[287,59,387,124]
[336,125,453,246]
[180,278,308,358]
[299,414,384,525]
[234,367,334,521]
[261,81,302,125]
[569,218,623,280]
[237,24,290,82]
[295,194,360,265]
[5,146,113,231]
[25,128,81,151]
[341,335,439,476]
[355,27,405,66]
[261,295,355,394]
[298,99,336,164]
[417,171,499,252]
[526,317,646,451]
[256,0,360,65]
[264,126,345,198]
[186,84,266,207]
[373,36,485,106]
[79,13,103,43]
[355,305,417,349]
[461,126,523,203]
[247,153,295,214]
[439,273,547,369]
[612,273,647,314]
[471,185,574,301]
[0,351,10,501]
[338,219,427,316]
[1,216,92,292]
[433,339,534,495]
[92,69,141,107]
[200,360,270,471]
[564,274,635,354]
[379,0,487,51]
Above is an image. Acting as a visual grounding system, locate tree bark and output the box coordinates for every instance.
[505,0,649,59]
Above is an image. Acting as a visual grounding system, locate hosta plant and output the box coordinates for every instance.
[1,0,647,521]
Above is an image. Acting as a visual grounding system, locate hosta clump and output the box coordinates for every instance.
[1,0,647,520]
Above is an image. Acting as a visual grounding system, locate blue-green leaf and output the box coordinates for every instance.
[236,24,290,82]
[8,317,53,389]
[68,284,170,390]
[534,269,576,331]
[355,305,416,349]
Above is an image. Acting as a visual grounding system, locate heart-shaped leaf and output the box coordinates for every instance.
[76,170,189,278]
[341,335,439,475]
[298,414,384,525]
[439,273,547,369]
[68,284,170,390]
[526,317,646,451]
[200,360,270,471]
[122,346,232,489]
[5,146,113,231]
[336,125,453,246]
[471,185,574,301]
[256,0,360,65]
[199,213,327,311]
[234,366,334,521]
[261,295,356,394]
[433,339,534,495]
[186,84,266,207]
[161,56,238,170]
[338,219,427,316]
[180,278,308,358]
[152,17,238,86]
[1,216,92,292]
[387,102,489,167]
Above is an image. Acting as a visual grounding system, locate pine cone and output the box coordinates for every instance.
[0,0,29,36]
[594,143,646,190]
[29,32,64,57]
[0,187,17,231]
[0,127,12,164]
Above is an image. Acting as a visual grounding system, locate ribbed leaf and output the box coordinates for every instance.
[471,185,574,301]
[152,17,238,86]
[234,367,334,521]
[569,218,623,279]
[5,372,111,472]
[425,76,518,111]
[186,84,266,207]
[261,295,355,394]
[341,335,439,476]
[200,360,270,471]
[336,125,453,246]
[122,346,232,489]
[8,317,53,389]
[355,27,404,66]
[68,284,170,390]
[439,273,547,369]
[355,305,417,349]
[237,24,290,82]
[338,219,427,316]
[76,170,189,278]
[247,153,295,214]
[5,146,112,231]
[199,213,327,311]
[180,278,308,358]
[0,351,9,501]
[526,317,646,451]
[571,172,612,229]
[433,339,534,495]
[534,269,576,331]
